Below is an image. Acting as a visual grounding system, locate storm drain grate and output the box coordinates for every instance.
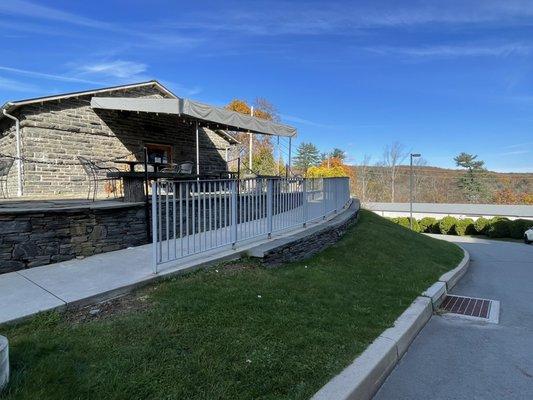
[439,295,499,323]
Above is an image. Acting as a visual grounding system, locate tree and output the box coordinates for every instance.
[454,152,487,203]
[307,157,352,178]
[382,142,408,202]
[293,142,320,175]
[356,154,371,204]
[331,148,346,161]
[225,98,279,175]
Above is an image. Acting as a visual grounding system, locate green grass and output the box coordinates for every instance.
[0,210,463,400]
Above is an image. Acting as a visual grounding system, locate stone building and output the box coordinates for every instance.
[0,81,238,199]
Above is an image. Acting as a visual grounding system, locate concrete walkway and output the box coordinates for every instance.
[374,236,533,400]
[0,201,356,326]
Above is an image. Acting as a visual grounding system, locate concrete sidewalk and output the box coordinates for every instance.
[374,236,533,400]
[0,202,357,326]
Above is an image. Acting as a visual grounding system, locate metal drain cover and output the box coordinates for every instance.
[439,295,500,324]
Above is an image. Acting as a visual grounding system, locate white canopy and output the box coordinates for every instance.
[90,96,297,137]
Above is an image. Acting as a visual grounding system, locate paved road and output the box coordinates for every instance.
[375,236,533,400]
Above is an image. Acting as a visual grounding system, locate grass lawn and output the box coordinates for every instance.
[0,210,463,400]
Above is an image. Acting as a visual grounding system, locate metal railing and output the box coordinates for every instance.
[151,177,350,272]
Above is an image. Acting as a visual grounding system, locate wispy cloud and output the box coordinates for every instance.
[499,149,530,156]
[364,43,532,58]
[0,0,198,48]
[0,66,103,85]
[504,142,533,150]
[0,76,38,92]
[280,114,335,128]
[163,0,533,36]
[76,61,147,79]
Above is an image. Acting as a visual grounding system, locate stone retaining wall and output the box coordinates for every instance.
[0,205,147,274]
[257,202,359,266]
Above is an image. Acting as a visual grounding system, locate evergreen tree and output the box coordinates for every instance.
[331,148,346,161]
[454,152,487,203]
[293,142,321,174]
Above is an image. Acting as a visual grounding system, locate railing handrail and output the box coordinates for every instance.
[152,176,350,273]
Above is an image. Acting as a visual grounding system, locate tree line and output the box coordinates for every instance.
[223,99,531,205]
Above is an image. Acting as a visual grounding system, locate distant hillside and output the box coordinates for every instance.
[350,165,532,205]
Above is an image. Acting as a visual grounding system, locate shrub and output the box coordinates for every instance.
[391,217,420,232]
[509,219,533,239]
[419,217,438,233]
[454,218,475,236]
[439,216,458,235]
[474,217,489,234]
[486,217,511,238]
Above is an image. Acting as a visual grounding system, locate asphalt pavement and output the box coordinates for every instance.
[374,236,533,400]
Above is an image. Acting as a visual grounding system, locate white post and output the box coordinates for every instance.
[249,106,254,173]
[195,120,200,175]
[151,181,158,274]
[276,136,280,176]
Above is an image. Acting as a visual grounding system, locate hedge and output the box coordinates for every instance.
[455,218,475,236]
[419,217,438,233]
[474,217,489,234]
[389,215,532,240]
[439,216,458,235]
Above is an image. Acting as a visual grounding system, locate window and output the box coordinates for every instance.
[146,143,173,164]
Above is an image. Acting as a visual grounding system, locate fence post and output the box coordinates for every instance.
[231,179,238,248]
[267,179,273,238]
[302,178,308,227]
[333,178,339,214]
[151,181,158,274]
[322,178,327,219]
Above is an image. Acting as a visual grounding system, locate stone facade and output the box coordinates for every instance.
[0,83,232,198]
[0,204,147,273]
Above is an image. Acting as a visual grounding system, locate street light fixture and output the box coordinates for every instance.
[410,153,421,229]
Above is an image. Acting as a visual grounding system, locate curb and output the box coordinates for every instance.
[0,335,8,391]
[311,248,470,400]
[438,248,470,291]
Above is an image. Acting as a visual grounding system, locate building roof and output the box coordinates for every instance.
[0,80,176,114]
[367,202,533,218]
[1,80,297,138]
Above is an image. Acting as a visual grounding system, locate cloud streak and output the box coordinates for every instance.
[0,0,198,48]
[76,61,147,79]
[363,43,532,58]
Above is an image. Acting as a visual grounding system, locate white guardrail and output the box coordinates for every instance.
[151,177,350,272]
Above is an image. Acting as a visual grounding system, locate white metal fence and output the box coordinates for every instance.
[151,177,350,272]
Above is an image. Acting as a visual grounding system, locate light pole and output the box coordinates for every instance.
[410,153,421,229]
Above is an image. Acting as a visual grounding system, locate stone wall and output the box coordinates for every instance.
[257,202,359,266]
[0,83,231,198]
[0,205,147,274]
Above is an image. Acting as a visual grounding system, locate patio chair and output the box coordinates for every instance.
[160,161,194,175]
[78,156,121,201]
[0,158,14,199]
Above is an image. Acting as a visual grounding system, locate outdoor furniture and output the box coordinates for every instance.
[159,161,194,174]
[107,171,221,202]
[113,160,174,172]
[0,158,14,199]
[78,156,121,201]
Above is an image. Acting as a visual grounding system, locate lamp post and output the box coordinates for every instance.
[410,153,421,229]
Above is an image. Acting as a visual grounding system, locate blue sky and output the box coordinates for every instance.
[0,0,532,172]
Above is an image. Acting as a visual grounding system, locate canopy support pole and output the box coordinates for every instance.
[248,106,254,173]
[248,133,252,173]
[195,120,200,175]
[288,137,292,176]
